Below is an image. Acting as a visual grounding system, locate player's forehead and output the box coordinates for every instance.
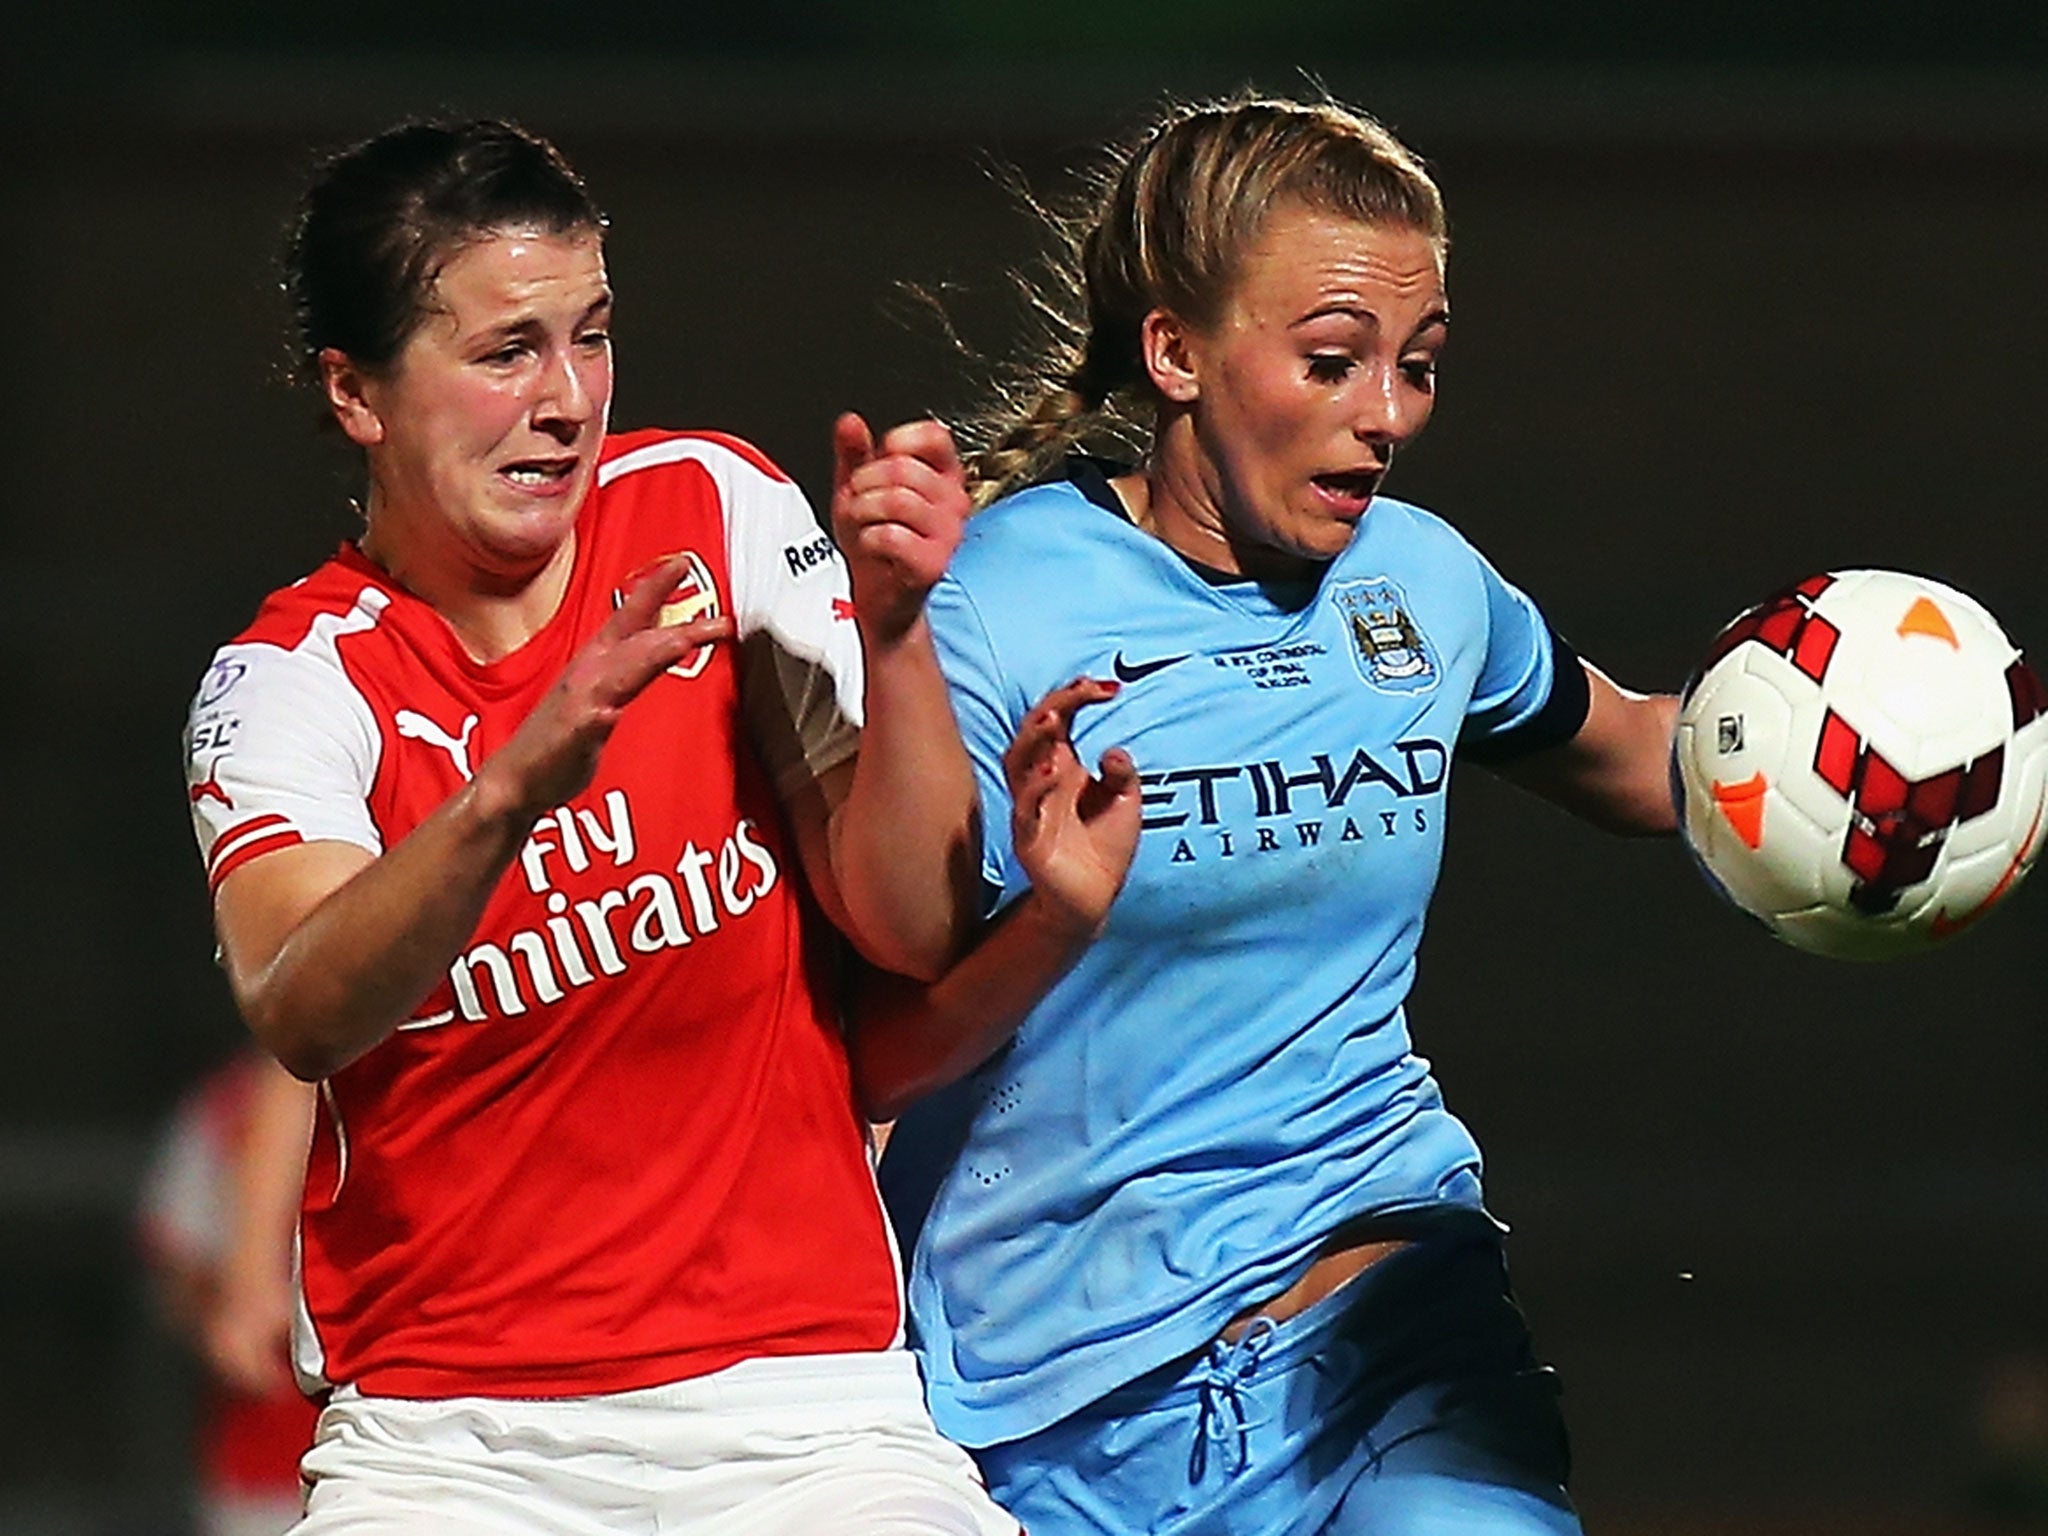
[434,226,607,308]
[1224,209,1445,332]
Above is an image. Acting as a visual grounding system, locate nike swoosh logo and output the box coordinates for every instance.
[1112,651,1191,683]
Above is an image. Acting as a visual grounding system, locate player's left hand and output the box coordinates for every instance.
[1006,678,1143,937]
[831,413,969,645]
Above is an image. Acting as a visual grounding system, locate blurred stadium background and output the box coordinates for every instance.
[2,2,2045,1531]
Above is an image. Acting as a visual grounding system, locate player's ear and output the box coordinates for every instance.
[320,348,386,447]
[1140,309,1201,405]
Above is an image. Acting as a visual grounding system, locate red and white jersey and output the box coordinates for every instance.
[183,429,905,1399]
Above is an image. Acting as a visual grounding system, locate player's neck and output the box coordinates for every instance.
[1142,424,1326,586]
[1132,436,1235,574]
[359,520,578,664]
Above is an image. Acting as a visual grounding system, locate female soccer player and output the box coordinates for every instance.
[862,96,1681,1536]
[183,117,1027,1534]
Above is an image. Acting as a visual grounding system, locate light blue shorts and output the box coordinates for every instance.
[974,1224,1581,1536]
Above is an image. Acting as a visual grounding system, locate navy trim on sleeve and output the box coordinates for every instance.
[1457,624,1592,764]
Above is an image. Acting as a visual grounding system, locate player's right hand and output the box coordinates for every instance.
[1004,678,1142,937]
[830,413,970,646]
[485,553,734,819]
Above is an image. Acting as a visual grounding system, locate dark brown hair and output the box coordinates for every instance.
[282,118,604,383]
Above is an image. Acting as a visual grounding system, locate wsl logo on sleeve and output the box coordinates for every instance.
[1333,579,1437,694]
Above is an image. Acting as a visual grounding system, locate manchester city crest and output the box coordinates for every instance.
[1332,579,1438,694]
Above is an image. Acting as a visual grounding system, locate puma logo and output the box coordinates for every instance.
[188,766,233,809]
[395,709,480,781]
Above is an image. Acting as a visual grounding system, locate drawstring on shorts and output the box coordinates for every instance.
[1188,1315,1276,1482]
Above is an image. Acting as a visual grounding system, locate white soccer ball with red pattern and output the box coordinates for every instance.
[1675,569,2048,959]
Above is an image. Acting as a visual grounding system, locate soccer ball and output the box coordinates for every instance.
[1674,570,2048,959]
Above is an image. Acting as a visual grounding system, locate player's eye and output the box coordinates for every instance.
[1306,353,1354,383]
[577,328,611,351]
[1401,357,1437,391]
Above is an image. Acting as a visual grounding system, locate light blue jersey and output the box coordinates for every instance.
[882,464,1585,1450]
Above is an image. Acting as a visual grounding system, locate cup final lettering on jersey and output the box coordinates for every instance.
[401,788,780,1032]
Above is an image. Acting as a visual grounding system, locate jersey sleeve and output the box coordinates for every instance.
[718,451,865,797]
[184,642,384,893]
[1456,548,1591,763]
[926,573,1026,910]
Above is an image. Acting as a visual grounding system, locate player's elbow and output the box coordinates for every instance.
[236,992,354,1083]
[247,1023,342,1084]
[845,1012,924,1123]
[828,807,985,983]
[845,971,953,1121]
[853,1053,943,1126]
[832,880,964,983]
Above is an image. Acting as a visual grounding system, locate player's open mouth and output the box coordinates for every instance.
[500,457,580,492]
[1311,470,1381,512]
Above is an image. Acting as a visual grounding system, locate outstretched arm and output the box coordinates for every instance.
[204,1056,313,1399]
[1497,660,1679,836]
[803,415,984,979]
[850,679,1142,1121]
[215,557,734,1080]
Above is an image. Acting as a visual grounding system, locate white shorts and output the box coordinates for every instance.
[294,1350,1019,1535]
